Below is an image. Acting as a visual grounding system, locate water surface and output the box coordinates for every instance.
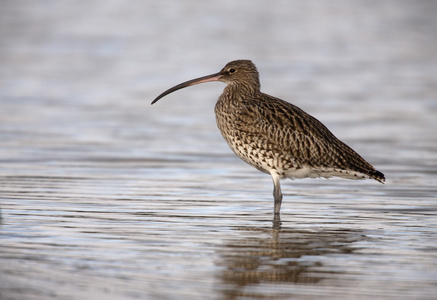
[1,1,437,299]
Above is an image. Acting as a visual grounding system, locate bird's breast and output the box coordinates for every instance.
[214,97,296,178]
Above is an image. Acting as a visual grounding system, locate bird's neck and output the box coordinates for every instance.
[223,82,261,101]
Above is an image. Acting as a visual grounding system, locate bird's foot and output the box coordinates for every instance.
[272,213,282,230]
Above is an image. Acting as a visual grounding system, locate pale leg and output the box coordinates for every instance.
[270,172,283,215]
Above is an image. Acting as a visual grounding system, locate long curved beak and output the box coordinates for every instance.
[151,72,222,105]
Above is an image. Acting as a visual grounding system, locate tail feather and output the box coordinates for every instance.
[370,169,385,183]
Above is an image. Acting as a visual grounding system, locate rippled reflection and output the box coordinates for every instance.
[1,0,437,299]
[216,228,363,298]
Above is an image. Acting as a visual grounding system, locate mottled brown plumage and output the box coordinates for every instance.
[152,60,385,222]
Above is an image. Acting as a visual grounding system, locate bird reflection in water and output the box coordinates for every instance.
[215,227,364,298]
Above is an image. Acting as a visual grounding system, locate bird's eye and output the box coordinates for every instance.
[229,68,236,73]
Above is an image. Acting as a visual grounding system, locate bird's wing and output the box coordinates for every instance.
[236,94,381,179]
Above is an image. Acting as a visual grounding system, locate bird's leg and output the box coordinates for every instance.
[270,172,283,226]
[271,173,283,229]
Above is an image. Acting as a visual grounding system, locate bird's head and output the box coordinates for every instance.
[218,60,260,88]
[151,60,260,104]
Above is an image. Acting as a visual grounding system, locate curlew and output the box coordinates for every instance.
[151,60,385,224]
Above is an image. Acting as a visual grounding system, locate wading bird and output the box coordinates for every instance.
[151,60,384,226]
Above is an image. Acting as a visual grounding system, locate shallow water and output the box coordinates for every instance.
[1,1,437,299]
